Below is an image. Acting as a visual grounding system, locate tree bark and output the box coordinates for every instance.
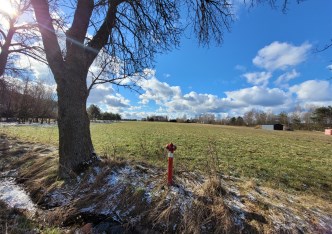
[31,0,96,179]
[30,0,126,179]
[56,67,96,179]
[0,27,15,76]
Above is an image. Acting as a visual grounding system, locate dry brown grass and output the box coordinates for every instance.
[148,191,182,233]
[0,200,34,234]
[146,177,239,234]
[182,178,236,234]
[2,135,331,233]
[14,151,60,206]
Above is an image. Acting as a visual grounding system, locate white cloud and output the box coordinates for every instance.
[253,41,312,71]
[135,73,293,117]
[225,86,289,106]
[290,80,332,102]
[327,64,332,71]
[229,0,247,19]
[165,91,244,114]
[105,94,130,107]
[103,93,131,113]
[121,111,169,120]
[87,83,114,104]
[87,68,331,119]
[235,64,246,72]
[87,83,133,113]
[243,71,272,86]
[12,45,52,82]
[139,77,181,104]
[3,75,56,95]
[275,69,300,87]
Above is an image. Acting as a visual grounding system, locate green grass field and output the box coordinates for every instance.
[1,122,331,200]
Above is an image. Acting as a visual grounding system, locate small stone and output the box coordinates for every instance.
[0,138,10,151]
[78,223,93,234]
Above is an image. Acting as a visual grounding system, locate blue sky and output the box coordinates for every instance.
[86,0,332,119]
[8,0,331,119]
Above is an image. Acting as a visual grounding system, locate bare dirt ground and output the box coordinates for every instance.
[1,134,332,233]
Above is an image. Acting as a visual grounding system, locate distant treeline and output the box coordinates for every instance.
[144,106,332,131]
[0,78,57,123]
[87,104,121,121]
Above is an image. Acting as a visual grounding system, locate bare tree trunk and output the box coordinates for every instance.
[31,0,98,179]
[0,28,15,76]
[56,69,95,179]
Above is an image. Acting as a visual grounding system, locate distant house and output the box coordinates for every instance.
[261,124,284,131]
[325,129,332,135]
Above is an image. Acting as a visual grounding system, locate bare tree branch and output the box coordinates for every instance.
[0,0,48,77]
[315,39,332,53]
[31,0,64,80]
[65,0,94,61]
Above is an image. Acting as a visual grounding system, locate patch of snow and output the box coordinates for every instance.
[121,205,136,217]
[47,190,71,206]
[311,209,332,231]
[129,215,141,225]
[232,215,244,227]
[76,176,82,183]
[164,185,194,214]
[0,122,57,128]
[227,186,241,197]
[0,178,36,213]
[118,166,133,175]
[0,169,17,178]
[173,224,177,231]
[247,193,256,202]
[106,173,120,186]
[88,174,95,184]
[93,166,102,175]
[144,192,153,204]
[81,204,97,213]
[225,195,245,211]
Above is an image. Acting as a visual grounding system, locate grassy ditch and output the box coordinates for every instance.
[1,133,331,233]
[0,201,62,234]
[1,122,331,200]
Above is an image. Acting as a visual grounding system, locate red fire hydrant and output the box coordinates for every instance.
[166,143,177,186]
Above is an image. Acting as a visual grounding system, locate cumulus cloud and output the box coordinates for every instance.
[139,77,181,104]
[243,71,272,86]
[135,74,291,116]
[274,69,300,87]
[87,83,114,104]
[253,41,312,71]
[88,82,133,111]
[104,94,130,108]
[159,85,290,116]
[165,92,244,114]
[290,80,332,102]
[13,49,52,82]
[85,65,332,119]
[121,111,168,120]
[225,86,289,106]
[87,83,134,113]
[327,64,332,71]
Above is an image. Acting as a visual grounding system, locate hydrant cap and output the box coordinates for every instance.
[166,143,177,153]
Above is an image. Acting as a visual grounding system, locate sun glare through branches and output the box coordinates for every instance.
[0,0,18,18]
